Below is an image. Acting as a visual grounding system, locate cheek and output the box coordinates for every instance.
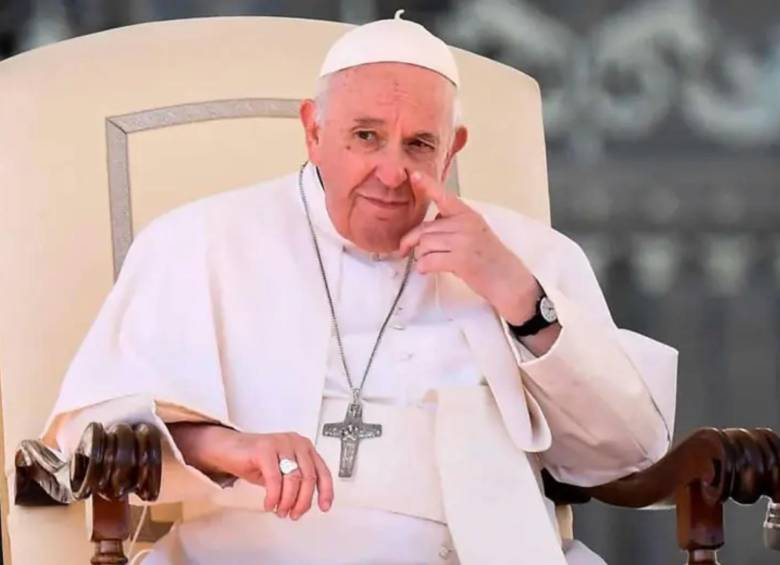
[410,180,432,206]
[404,193,431,226]
[320,142,351,180]
[412,153,448,182]
[320,154,370,213]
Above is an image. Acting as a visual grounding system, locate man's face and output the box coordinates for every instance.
[300,62,467,253]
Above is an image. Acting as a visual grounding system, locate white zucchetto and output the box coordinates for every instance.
[319,9,460,88]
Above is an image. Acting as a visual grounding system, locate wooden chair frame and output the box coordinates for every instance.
[12,423,780,564]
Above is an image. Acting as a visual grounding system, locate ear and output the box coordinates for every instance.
[441,126,468,182]
[299,99,322,165]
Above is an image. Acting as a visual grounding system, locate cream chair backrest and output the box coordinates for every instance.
[0,16,549,564]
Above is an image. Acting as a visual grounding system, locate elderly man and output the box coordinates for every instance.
[46,13,677,565]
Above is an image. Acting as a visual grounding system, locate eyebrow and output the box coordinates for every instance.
[352,117,386,127]
[413,132,439,146]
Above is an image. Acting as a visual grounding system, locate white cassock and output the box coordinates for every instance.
[45,163,677,564]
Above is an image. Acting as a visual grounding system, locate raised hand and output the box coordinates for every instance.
[398,171,540,326]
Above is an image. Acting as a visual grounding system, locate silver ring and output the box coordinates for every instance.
[279,458,299,475]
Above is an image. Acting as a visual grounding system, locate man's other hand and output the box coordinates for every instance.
[169,424,334,521]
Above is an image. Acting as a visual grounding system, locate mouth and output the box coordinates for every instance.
[358,194,410,210]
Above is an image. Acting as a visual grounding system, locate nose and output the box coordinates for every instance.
[373,148,408,189]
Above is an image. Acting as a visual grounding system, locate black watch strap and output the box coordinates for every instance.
[508,294,557,338]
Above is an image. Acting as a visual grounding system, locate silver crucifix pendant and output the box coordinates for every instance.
[322,401,382,478]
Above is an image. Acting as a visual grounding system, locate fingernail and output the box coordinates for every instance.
[411,171,421,181]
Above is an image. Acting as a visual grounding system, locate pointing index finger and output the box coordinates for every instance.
[410,171,468,217]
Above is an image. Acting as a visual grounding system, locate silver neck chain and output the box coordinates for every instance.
[298,163,413,404]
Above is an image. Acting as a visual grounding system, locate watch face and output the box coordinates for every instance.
[540,296,558,323]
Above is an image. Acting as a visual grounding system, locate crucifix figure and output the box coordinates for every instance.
[322,401,382,478]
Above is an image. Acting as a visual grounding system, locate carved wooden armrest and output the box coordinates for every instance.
[16,424,780,564]
[543,427,780,564]
[15,422,162,565]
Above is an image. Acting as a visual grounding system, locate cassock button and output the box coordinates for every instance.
[438,545,453,559]
[391,322,405,330]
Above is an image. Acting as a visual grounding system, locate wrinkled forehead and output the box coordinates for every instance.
[326,62,456,128]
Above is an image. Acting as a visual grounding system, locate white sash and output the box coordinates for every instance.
[434,386,566,565]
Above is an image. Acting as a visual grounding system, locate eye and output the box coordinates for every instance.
[408,138,435,152]
[355,130,377,142]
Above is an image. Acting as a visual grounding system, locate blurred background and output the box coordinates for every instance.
[1,0,778,563]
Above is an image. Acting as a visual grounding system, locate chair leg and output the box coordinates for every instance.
[90,495,130,565]
[676,482,724,564]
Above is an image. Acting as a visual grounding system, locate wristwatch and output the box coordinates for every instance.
[508,294,558,337]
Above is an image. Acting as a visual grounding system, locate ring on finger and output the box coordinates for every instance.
[279,458,300,475]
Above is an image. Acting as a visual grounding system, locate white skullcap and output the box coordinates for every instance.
[319,9,460,88]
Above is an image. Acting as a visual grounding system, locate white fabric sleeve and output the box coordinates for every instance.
[41,209,241,502]
[505,240,678,487]
[50,395,236,503]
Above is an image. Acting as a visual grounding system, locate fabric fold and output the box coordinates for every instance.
[434,385,566,565]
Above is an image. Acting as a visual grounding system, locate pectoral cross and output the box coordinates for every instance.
[322,401,382,478]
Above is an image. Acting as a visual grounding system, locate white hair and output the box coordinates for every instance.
[313,71,463,130]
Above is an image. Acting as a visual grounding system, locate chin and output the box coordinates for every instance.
[355,236,400,254]
[352,227,404,253]
[349,215,418,253]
